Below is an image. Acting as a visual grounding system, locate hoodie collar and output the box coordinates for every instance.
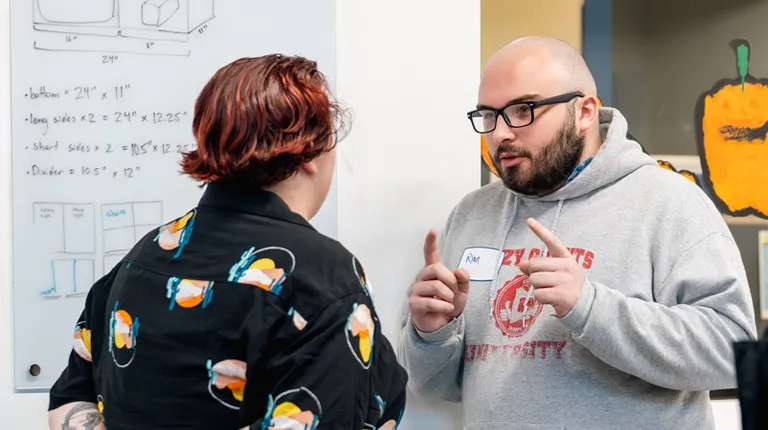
[510,107,657,202]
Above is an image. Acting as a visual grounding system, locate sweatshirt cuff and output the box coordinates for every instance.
[559,277,596,335]
[412,313,464,343]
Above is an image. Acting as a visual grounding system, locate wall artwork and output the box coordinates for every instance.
[759,230,768,320]
[480,135,498,178]
[696,39,768,219]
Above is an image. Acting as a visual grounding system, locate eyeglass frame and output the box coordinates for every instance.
[466,91,585,134]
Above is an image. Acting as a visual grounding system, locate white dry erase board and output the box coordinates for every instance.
[10,0,338,391]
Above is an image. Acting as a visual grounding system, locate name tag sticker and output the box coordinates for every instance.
[457,247,500,282]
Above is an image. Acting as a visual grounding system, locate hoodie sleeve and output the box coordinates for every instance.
[397,314,465,402]
[559,231,757,391]
[396,206,465,402]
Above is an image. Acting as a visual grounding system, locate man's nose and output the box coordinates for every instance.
[492,114,518,143]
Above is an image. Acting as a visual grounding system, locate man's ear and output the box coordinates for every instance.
[577,95,599,134]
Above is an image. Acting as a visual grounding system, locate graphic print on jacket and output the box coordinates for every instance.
[72,321,92,362]
[48,184,409,430]
[261,387,322,430]
[155,209,196,258]
[207,359,247,410]
[166,277,215,310]
[346,303,376,369]
[108,301,139,368]
[228,246,296,295]
[353,256,374,298]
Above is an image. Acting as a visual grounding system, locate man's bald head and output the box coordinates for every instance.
[474,36,603,196]
[483,36,597,97]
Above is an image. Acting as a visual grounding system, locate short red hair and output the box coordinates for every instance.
[181,54,347,188]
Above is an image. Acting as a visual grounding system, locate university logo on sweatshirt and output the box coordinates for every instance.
[459,245,598,363]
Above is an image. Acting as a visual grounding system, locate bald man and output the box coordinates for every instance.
[397,37,756,429]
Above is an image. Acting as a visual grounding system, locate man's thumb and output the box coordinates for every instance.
[455,268,470,293]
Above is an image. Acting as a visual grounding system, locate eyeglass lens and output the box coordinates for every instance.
[470,103,533,133]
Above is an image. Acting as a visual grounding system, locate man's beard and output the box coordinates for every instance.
[492,114,585,196]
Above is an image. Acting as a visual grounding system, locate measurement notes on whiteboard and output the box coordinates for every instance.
[23,83,195,179]
[20,75,200,299]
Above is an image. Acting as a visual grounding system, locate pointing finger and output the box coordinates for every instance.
[423,228,441,266]
[526,218,571,258]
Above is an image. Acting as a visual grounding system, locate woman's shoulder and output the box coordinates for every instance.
[285,230,375,307]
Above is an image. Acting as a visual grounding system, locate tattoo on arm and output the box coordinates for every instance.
[61,403,103,430]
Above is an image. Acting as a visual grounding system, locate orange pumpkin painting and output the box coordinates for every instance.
[656,160,701,187]
[480,135,498,177]
[697,39,768,218]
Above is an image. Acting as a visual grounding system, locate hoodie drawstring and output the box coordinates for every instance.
[489,197,565,327]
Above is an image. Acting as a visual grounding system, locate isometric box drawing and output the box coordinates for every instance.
[34,0,215,40]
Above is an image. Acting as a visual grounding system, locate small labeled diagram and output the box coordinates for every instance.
[41,258,95,297]
[32,0,215,57]
[102,200,163,255]
[33,200,164,298]
[33,202,96,254]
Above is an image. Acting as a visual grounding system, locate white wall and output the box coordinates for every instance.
[335,1,480,428]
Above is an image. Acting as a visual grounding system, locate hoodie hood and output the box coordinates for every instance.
[509,107,658,202]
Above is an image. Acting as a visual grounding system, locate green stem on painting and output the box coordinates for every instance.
[736,43,749,92]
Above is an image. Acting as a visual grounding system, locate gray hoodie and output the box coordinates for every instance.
[397,108,757,430]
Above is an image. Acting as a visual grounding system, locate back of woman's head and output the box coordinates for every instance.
[181,54,347,188]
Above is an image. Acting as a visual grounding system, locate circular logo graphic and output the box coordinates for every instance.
[492,275,543,338]
[108,301,139,368]
[264,387,323,430]
[228,246,296,296]
[206,359,246,410]
[345,303,375,369]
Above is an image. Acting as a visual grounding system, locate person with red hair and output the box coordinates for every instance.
[47,54,407,430]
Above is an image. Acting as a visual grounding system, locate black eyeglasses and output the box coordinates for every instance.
[467,91,584,134]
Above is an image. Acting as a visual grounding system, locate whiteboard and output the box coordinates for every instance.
[10,0,337,391]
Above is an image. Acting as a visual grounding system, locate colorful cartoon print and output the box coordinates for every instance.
[228,246,296,296]
[346,303,375,369]
[206,359,247,410]
[261,387,322,430]
[108,301,139,368]
[166,277,214,310]
[73,322,92,362]
[155,210,196,257]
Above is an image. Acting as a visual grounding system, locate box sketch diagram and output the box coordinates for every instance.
[102,201,163,272]
[33,202,96,254]
[32,0,215,56]
[40,259,95,297]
